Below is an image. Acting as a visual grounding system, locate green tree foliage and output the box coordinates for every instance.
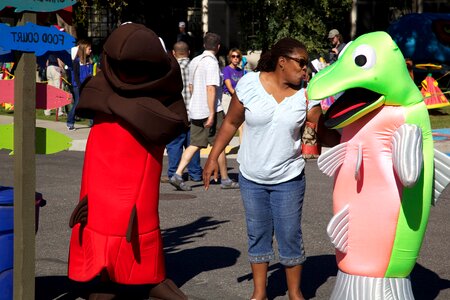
[74,0,127,27]
[240,0,352,57]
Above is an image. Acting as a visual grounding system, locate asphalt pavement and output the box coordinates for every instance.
[1,114,450,299]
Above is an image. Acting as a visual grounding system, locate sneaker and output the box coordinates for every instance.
[220,178,239,189]
[160,175,170,183]
[169,174,192,191]
[67,126,75,131]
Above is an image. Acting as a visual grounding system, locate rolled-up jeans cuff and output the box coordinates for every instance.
[280,255,307,267]
[248,253,275,264]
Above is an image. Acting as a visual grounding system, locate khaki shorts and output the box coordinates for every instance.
[190,111,225,148]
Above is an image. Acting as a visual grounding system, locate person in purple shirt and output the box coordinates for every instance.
[222,48,245,142]
[221,48,245,113]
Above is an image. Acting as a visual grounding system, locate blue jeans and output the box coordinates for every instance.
[67,86,93,127]
[239,172,306,266]
[67,86,79,127]
[166,130,202,180]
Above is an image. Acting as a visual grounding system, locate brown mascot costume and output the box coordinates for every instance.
[68,23,189,299]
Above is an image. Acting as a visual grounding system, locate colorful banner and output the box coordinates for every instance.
[0,0,75,13]
[0,80,72,110]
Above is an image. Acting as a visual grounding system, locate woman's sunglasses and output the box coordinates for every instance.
[283,55,308,68]
[231,55,241,58]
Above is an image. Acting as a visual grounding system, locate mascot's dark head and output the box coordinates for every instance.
[102,22,176,89]
[75,22,188,144]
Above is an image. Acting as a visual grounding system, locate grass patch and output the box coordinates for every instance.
[428,105,450,129]
[0,107,91,126]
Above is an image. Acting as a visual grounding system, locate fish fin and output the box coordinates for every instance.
[355,143,362,181]
[391,124,423,187]
[326,204,350,253]
[318,142,347,177]
[433,149,450,205]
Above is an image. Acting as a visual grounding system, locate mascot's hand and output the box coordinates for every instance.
[69,196,88,228]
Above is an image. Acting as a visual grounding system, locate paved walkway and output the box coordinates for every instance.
[1,114,450,299]
[1,114,449,155]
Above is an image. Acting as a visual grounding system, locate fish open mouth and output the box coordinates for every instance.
[324,88,384,128]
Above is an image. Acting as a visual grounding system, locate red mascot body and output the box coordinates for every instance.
[67,23,189,299]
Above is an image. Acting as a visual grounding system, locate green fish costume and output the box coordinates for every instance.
[307,31,450,299]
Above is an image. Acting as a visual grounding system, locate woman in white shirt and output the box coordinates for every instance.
[203,38,340,300]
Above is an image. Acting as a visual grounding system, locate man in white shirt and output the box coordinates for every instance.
[170,32,239,191]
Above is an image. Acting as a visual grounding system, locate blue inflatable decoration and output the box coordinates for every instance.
[387,13,450,64]
[0,23,75,56]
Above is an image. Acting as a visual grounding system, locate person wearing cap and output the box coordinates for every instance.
[177,21,189,44]
[328,29,346,64]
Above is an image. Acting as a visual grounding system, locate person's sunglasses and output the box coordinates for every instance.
[283,55,307,68]
[231,55,241,58]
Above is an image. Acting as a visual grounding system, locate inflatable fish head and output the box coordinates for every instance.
[308,31,423,128]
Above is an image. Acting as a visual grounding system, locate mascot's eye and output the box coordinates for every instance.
[352,44,376,70]
[355,55,367,66]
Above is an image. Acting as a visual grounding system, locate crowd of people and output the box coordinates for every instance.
[5,21,344,299]
[167,32,241,191]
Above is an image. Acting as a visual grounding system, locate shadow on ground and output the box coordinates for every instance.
[35,216,240,299]
[237,255,338,300]
[236,255,450,300]
[411,264,450,300]
[428,108,449,116]
[33,216,450,299]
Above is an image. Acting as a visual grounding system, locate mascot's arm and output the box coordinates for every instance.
[69,196,88,228]
[318,142,348,177]
[326,204,350,253]
[391,124,423,188]
[433,149,450,205]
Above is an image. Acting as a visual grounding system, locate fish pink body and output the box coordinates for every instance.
[333,106,405,277]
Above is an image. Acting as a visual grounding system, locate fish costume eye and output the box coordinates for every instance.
[352,44,376,69]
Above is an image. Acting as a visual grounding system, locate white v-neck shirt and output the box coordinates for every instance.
[236,71,319,184]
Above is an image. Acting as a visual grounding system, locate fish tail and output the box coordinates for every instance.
[331,270,414,300]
